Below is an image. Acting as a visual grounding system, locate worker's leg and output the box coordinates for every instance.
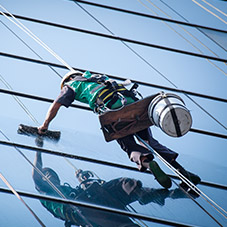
[138,128,200,186]
[137,128,178,163]
[117,135,171,188]
[117,134,154,171]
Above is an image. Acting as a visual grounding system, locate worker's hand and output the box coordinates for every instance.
[38,125,48,134]
[75,169,82,178]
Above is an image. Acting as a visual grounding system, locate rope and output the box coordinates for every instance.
[0,20,63,78]
[0,173,46,227]
[0,129,93,226]
[0,3,225,225]
[1,6,226,130]
[159,0,227,71]
[73,1,178,97]
[1,88,227,139]
[201,0,227,17]
[73,0,227,69]
[192,0,227,24]
[0,74,39,125]
[0,187,198,227]
[170,179,224,227]
[0,12,226,63]
[137,0,227,131]
[0,4,74,72]
[139,0,227,76]
[1,140,227,191]
[185,94,227,130]
[70,0,227,33]
[135,135,227,221]
[0,137,225,226]
[1,52,226,104]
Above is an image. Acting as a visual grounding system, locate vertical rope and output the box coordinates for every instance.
[0,20,63,78]
[192,0,227,24]
[0,74,39,125]
[201,0,227,17]
[140,0,227,75]
[0,4,74,71]
[137,0,227,131]
[0,129,93,226]
[136,134,227,220]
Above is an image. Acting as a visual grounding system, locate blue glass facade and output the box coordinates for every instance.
[0,0,226,226]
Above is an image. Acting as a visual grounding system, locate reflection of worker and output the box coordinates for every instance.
[32,152,88,226]
[38,70,200,189]
[75,168,198,207]
[33,152,198,227]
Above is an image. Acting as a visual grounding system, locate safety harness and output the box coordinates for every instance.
[70,73,139,113]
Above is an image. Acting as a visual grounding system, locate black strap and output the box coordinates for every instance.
[164,98,182,137]
[98,84,127,103]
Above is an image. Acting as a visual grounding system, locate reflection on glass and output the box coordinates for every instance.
[32,152,199,227]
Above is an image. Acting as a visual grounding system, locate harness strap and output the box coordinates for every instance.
[70,74,138,111]
[97,84,127,104]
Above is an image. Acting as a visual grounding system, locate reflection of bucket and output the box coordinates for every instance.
[148,92,192,137]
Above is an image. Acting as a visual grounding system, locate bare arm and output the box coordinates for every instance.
[38,101,62,134]
[32,152,43,183]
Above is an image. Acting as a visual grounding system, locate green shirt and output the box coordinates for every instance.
[65,71,135,110]
[65,71,106,110]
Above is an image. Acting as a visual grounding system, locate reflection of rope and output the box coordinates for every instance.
[0,20,62,78]
[0,9,151,225]
[192,0,227,24]
[136,0,227,131]
[201,0,227,17]
[0,129,93,226]
[64,157,101,179]
[1,139,227,189]
[170,178,223,227]
[0,172,46,227]
[0,76,92,225]
[138,0,227,76]
[158,0,227,68]
[75,0,227,131]
[65,155,148,227]
[136,135,227,221]
[0,74,39,125]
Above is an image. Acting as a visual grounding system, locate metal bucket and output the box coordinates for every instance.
[148,92,192,137]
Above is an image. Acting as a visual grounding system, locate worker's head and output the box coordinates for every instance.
[60,70,83,89]
[75,169,94,181]
[42,167,60,186]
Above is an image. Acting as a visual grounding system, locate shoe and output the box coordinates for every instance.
[149,161,172,189]
[188,188,200,198]
[139,188,170,206]
[169,188,188,199]
[170,188,200,199]
[179,170,201,189]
